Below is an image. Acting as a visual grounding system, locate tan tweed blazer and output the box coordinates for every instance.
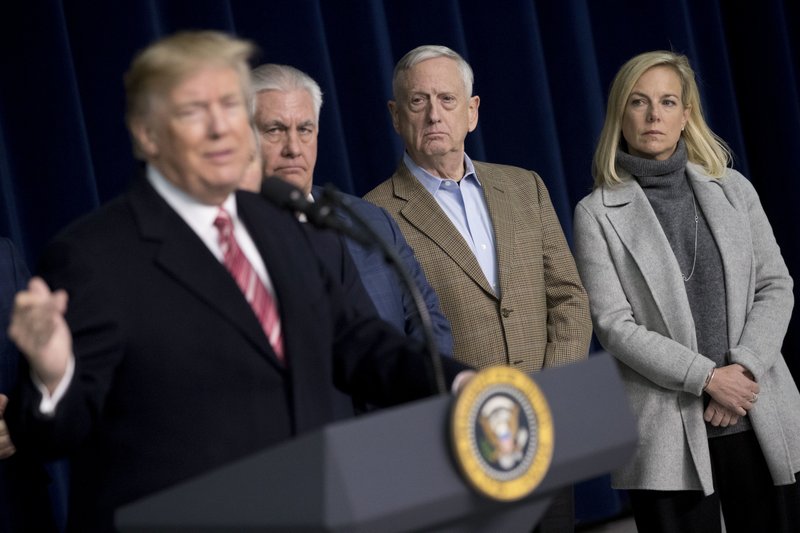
[364,160,591,373]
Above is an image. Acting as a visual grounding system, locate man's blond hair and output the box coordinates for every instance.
[124,31,256,155]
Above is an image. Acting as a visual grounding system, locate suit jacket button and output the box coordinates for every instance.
[501,308,513,318]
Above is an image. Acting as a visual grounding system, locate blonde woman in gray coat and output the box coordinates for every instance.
[574,50,800,533]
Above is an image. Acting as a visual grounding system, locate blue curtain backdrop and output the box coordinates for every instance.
[1,0,798,525]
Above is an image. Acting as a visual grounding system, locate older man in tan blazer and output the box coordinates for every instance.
[365,45,591,374]
[364,45,592,532]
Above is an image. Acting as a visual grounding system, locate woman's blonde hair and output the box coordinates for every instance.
[592,51,731,188]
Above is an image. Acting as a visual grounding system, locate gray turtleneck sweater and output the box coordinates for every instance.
[616,140,750,437]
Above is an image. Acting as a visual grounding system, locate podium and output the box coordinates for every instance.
[117,353,636,532]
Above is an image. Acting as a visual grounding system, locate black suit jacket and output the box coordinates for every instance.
[8,178,464,531]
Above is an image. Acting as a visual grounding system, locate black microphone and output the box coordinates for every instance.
[260,177,372,246]
[260,176,313,213]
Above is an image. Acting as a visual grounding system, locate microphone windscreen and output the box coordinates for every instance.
[260,177,308,211]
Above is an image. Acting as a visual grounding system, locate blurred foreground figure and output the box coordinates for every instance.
[7,31,468,532]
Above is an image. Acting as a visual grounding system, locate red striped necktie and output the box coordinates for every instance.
[214,208,284,363]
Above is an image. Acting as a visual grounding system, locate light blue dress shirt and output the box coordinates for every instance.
[404,152,499,295]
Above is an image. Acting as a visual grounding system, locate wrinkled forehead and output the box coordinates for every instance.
[254,89,317,125]
[397,57,468,96]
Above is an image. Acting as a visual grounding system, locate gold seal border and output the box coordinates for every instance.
[450,366,554,501]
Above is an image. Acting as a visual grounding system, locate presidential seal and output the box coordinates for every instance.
[450,366,553,501]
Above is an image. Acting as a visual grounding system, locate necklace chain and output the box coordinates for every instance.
[683,193,698,282]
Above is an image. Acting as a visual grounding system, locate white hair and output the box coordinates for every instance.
[251,63,323,121]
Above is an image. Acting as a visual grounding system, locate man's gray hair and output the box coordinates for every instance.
[392,45,474,98]
[251,63,323,121]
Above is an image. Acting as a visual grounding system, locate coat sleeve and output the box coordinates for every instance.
[323,234,467,405]
[8,238,125,458]
[534,174,593,367]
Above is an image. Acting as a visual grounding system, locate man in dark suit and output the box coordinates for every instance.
[364,45,592,533]
[246,63,453,357]
[7,32,468,532]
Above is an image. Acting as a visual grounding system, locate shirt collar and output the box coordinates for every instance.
[403,152,480,196]
[146,165,237,231]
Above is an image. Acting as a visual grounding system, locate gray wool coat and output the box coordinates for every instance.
[574,162,800,495]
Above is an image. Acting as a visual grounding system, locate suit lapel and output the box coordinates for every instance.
[475,162,515,298]
[392,163,495,296]
[603,177,696,347]
[128,179,278,367]
[687,164,753,340]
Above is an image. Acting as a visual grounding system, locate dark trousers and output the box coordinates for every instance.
[628,431,800,533]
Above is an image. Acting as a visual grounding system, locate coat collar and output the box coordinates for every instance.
[392,161,497,297]
[602,173,696,346]
[600,163,752,347]
[127,178,283,370]
[474,161,516,299]
[686,164,753,340]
